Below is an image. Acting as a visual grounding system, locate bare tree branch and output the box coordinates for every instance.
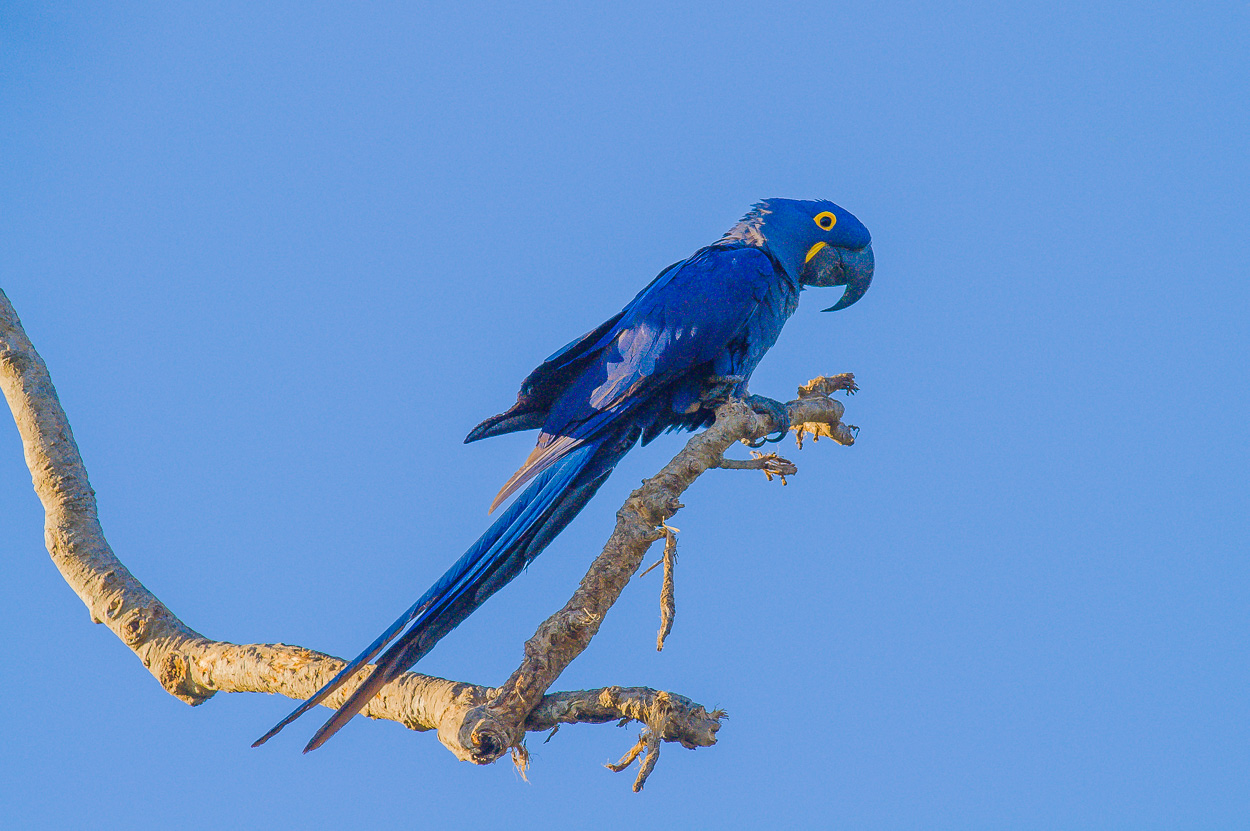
[0,288,855,789]
[455,385,856,772]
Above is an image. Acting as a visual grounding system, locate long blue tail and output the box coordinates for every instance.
[253,436,623,751]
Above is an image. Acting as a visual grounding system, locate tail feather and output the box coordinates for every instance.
[255,439,620,751]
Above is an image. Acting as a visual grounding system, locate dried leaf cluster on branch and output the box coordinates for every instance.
[0,288,856,792]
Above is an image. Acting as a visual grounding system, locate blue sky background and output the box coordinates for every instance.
[2,3,1247,828]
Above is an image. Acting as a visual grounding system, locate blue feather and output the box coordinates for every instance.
[254,198,874,750]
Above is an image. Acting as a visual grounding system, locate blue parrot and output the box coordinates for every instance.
[254,198,874,752]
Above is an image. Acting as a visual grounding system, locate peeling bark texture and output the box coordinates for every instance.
[0,288,856,790]
[457,378,856,766]
[656,526,678,652]
[715,450,799,484]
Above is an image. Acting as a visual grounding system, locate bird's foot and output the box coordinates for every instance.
[743,394,790,447]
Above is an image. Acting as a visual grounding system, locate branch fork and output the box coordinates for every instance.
[0,288,857,791]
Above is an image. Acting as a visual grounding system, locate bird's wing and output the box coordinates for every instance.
[463,258,692,444]
[489,245,776,510]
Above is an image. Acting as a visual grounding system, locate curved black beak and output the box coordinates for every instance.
[800,242,875,312]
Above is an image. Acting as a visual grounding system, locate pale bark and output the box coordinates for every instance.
[0,288,855,790]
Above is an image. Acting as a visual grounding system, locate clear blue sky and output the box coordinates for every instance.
[2,3,1247,828]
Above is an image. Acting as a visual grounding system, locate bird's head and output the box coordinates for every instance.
[724,198,874,311]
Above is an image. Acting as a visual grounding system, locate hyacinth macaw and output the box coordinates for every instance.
[254,198,874,752]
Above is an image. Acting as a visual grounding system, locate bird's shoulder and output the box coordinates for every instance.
[627,243,778,314]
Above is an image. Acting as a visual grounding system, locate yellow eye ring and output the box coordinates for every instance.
[813,211,837,230]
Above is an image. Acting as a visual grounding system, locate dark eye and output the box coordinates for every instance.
[813,211,837,230]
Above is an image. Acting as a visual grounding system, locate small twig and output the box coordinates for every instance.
[606,734,646,773]
[638,559,663,578]
[607,728,661,792]
[657,524,678,651]
[630,690,678,791]
[633,732,662,792]
[715,451,798,483]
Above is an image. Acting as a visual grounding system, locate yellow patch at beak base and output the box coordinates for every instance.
[804,241,828,264]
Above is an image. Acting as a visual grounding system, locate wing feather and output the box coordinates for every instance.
[488,246,776,511]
